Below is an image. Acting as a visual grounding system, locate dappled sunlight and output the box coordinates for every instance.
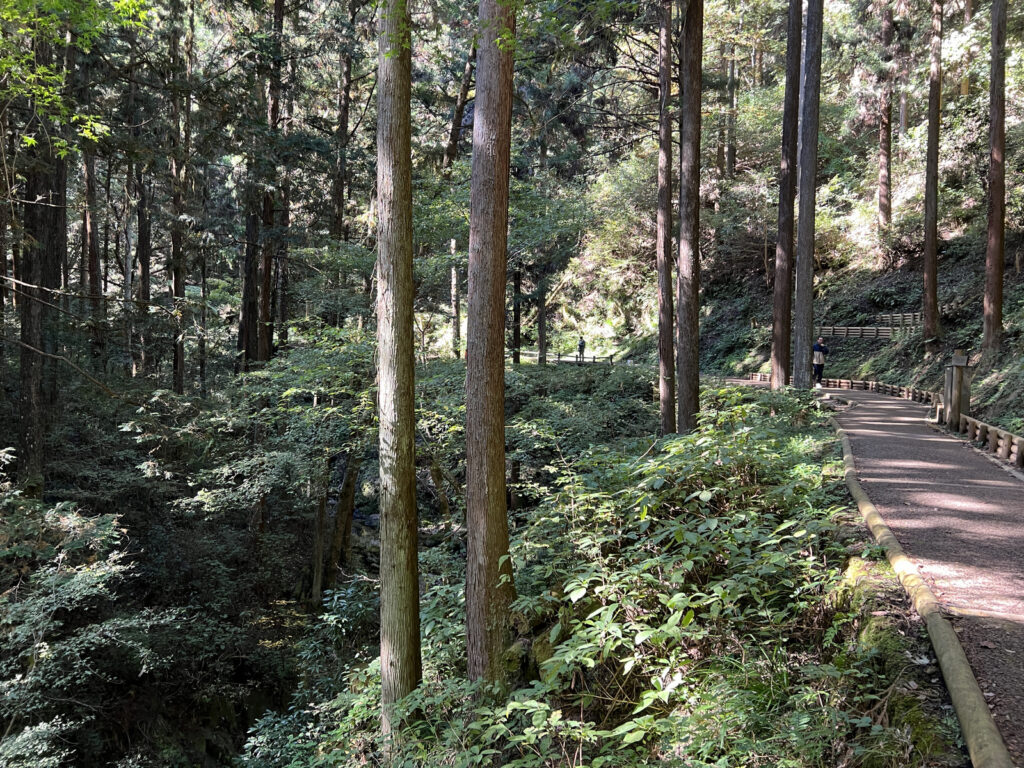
[837,391,1024,627]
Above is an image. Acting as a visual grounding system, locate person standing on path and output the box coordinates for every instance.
[577,335,585,363]
[812,337,829,386]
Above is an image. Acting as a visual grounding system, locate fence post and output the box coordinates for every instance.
[946,350,971,429]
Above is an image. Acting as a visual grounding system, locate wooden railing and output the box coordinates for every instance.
[747,373,943,419]
[817,326,895,339]
[958,415,1024,469]
[513,349,616,365]
[872,312,923,326]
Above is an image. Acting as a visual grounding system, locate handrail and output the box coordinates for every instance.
[958,415,1024,470]
[747,373,945,421]
[748,372,1023,473]
[514,349,616,365]
[816,326,895,339]
[872,312,923,326]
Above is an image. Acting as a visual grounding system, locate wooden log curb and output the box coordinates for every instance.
[828,407,1014,768]
[958,415,1024,470]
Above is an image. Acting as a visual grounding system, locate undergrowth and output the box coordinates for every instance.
[239,385,938,768]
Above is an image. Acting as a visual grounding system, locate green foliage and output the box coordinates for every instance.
[240,386,925,767]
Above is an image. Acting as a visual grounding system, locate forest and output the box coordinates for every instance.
[1,0,1022,764]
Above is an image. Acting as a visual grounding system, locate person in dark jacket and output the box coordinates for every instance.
[812,337,829,386]
[577,336,586,362]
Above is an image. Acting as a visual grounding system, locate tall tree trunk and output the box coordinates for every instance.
[19,41,62,495]
[512,268,521,364]
[309,476,329,609]
[258,0,285,362]
[878,3,893,237]
[961,0,972,96]
[791,0,825,388]
[451,239,460,358]
[982,0,1005,354]
[922,0,942,356]
[442,47,476,172]
[0,113,8,325]
[331,0,361,241]
[20,160,55,496]
[716,44,726,175]
[199,245,208,397]
[537,280,547,365]
[277,58,294,349]
[104,158,113,299]
[168,0,188,394]
[726,43,737,178]
[136,170,151,373]
[376,0,421,735]
[84,150,103,354]
[675,0,703,433]
[11,202,21,311]
[332,48,351,240]
[239,210,260,370]
[657,0,676,433]
[466,0,517,684]
[326,452,362,589]
[770,0,801,390]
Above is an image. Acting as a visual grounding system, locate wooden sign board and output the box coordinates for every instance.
[951,354,968,367]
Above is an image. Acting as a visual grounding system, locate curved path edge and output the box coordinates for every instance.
[828,410,1015,768]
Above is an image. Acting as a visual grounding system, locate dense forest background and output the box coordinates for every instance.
[1,0,1021,764]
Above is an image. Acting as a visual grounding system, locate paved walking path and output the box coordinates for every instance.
[833,389,1024,763]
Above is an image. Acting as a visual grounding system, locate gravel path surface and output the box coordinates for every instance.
[833,389,1024,764]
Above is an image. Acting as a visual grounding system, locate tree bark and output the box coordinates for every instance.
[466,0,517,684]
[878,3,893,237]
[168,0,188,394]
[309,479,329,609]
[675,0,703,433]
[451,239,460,359]
[961,0,972,96]
[537,280,547,365]
[84,150,104,353]
[922,0,942,356]
[239,209,260,370]
[277,59,294,349]
[770,0,801,390]
[327,453,362,589]
[258,0,285,363]
[657,0,676,433]
[512,268,521,364]
[331,8,354,240]
[441,47,476,172]
[791,0,824,389]
[199,247,208,397]
[376,0,421,735]
[726,43,737,178]
[0,113,8,323]
[982,0,1005,354]
[19,41,62,496]
[136,170,151,373]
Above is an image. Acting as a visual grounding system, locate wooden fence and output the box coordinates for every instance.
[747,373,943,417]
[747,372,1024,473]
[513,349,616,365]
[958,415,1024,469]
[817,326,895,339]
[872,312,923,327]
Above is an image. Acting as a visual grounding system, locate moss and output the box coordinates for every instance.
[840,556,966,767]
